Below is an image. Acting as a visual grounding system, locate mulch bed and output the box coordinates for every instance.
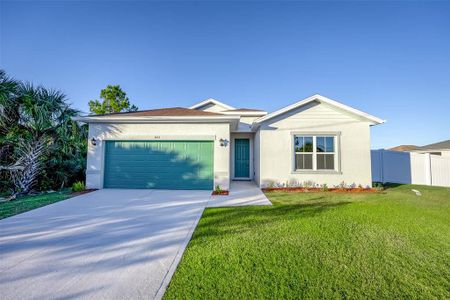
[211,190,230,195]
[262,187,379,193]
[70,189,97,197]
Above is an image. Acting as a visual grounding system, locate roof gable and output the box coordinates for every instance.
[253,94,385,127]
[189,98,235,111]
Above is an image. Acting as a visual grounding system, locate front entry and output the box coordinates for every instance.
[234,139,250,178]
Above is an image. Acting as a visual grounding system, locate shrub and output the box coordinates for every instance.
[373,182,385,191]
[71,181,85,192]
[215,185,222,193]
[321,184,328,192]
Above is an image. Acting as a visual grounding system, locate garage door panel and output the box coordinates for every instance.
[104,141,214,190]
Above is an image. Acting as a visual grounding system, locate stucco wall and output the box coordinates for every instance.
[196,103,229,113]
[86,122,230,190]
[254,130,261,184]
[256,102,373,187]
[235,116,261,132]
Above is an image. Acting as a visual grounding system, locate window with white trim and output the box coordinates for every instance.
[294,135,337,171]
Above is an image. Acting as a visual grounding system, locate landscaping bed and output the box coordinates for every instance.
[211,190,229,195]
[262,187,378,193]
[70,189,97,197]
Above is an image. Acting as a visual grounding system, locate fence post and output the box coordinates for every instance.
[424,153,432,186]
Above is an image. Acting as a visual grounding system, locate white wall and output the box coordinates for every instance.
[371,149,450,187]
[195,103,229,113]
[254,130,261,185]
[235,116,261,132]
[86,122,230,190]
[256,102,373,187]
[440,150,450,157]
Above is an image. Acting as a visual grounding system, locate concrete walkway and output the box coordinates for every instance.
[0,189,210,300]
[207,181,272,207]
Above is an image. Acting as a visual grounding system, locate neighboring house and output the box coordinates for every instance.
[388,145,419,152]
[390,140,450,157]
[412,140,450,157]
[75,94,384,190]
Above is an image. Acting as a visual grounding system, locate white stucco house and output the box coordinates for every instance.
[75,94,384,191]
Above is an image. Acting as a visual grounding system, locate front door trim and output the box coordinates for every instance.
[233,138,251,179]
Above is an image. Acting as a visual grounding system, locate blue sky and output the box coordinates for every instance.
[1,1,449,149]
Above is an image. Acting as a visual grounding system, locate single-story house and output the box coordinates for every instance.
[389,140,450,157]
[75,94,384,190]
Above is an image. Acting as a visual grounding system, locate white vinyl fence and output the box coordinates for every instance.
[371,149,450,187]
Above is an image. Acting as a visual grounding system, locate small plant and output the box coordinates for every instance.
[303,180,315,188]
[321,183,328,192]
[215,185,222,194]
[373,182,384,191]
[71,181,86,192]
[338,181,347,190]
[267,181,275,189]
[288,179,299,187]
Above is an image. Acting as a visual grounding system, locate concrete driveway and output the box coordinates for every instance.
[0,189,211,300]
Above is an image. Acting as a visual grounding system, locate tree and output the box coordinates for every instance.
[0,69,87,196]
[88,85,138,114]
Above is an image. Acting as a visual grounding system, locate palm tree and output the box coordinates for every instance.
[0,70,87,196]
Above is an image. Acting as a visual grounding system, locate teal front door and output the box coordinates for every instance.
[234,139,250,178]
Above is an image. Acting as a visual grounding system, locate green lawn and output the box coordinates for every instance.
[165,184,450,299]
[0,191,72,220]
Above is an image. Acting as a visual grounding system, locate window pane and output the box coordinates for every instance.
[317,154,335,170]
[325,137,334,152]
[317,154,325,169]
[316,137,325,152]
[295,136,313,152]
[325,154,334,169]
[303,137,313,152]
[294,136,303,152]
[295,154,313,170]
[304,154,313,169]
[295,153,303,169]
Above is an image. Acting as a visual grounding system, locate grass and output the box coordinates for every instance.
[0,190,72,220]
[165,184,450,299]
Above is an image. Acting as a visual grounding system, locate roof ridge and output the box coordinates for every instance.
[87,106,224,117]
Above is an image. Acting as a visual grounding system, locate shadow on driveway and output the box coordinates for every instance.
[0,189,210,300]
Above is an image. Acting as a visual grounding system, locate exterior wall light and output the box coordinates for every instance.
[219,138,228,147]
[90,138,97,146]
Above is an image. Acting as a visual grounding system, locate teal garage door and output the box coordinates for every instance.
[104,141,214,190]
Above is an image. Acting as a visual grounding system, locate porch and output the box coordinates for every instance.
[208,181,271,207]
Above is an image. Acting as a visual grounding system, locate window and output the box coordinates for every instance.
[294,135,337,171]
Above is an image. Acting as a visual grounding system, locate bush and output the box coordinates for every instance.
[373,182,385,191]
[215,185,222,193]
[71,181,85,192]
